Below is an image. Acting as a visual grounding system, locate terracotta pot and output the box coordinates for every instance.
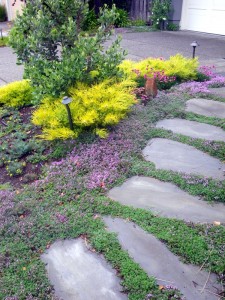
[145,78,158,98]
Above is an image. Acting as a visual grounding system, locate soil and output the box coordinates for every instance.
[0,106,49,188]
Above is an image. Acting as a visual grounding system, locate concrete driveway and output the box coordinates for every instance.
[1,29,225,85]
[120,30,225,64]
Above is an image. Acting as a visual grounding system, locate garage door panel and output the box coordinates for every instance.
[211,10,225,35]
[186,10,210,32]
[188,0,208,9]
[181,0,225,35]
[213,0,225,10]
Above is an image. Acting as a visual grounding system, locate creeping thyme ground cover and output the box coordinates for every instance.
[1,86,225,299]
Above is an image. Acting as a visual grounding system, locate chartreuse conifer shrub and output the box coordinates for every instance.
[0,80,33,107]
[120,54,199,82]
[32,79,137,140]
[9,0,125,101]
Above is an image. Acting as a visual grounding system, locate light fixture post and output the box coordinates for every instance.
[190,41,199,59]
[62,96,73,131]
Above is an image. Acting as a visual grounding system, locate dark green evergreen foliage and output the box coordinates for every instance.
[0,4,7,21]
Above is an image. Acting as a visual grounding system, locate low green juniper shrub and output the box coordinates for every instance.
[6,160,25,176]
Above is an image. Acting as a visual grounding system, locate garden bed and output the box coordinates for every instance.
[1,87,225,299]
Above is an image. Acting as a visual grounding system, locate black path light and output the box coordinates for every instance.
[62,96,74,131]
[190,41,199,59]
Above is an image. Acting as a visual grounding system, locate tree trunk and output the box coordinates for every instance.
[130,0,150,21]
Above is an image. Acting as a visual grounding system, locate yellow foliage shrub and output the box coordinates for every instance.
[119,54,199,81]
[32,79,137,140]
[0,80,33,107]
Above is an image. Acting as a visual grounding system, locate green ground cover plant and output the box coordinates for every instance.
[0,36,8,47]
[1,31,225,297]
[0,106,78,184]
[1,84,225,299]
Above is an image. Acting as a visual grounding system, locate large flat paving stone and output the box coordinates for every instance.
[41,238,127,300]
[156,118,225,142]
[209,87,225,98]
[108,176,225,223]
[104,217,221,300]
[185,98,225,118]
[142,138,225,180]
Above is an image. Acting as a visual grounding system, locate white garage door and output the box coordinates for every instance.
[181,0,225,35]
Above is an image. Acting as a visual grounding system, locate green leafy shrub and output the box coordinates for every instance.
[32,79,136,140]
[0,4,7,21]
[120,54,199,83]
[0,37,8,47]
[167,22,179,31]
[82,9,98,31]
[9,1,125,101]
[0,80,33,107]
[114,8,130,28]
[195,71,210,82]
[130,19,146,26]
[151,0,171,29]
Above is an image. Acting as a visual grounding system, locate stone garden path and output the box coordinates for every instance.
[42,88,225,300]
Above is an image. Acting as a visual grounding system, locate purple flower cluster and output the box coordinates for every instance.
[203,141,221,151]
[33,132,134,190]
[198,65,216,78]
[132,87,150,104]
[178,66,225,94]
[181,174,209,187]
[165,285,178,290]
[206,75,225,87]
[178,81,211,94]
[145,70,176,85]
[55,213,68,223]
[70,134,133,189]
[0,190,15,228]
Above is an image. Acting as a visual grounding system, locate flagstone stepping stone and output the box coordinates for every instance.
[156,118,225,142]
[104,217,221,300]
[142,138,225,180]
[185,98,225,118]
[108,176,225,223]
[41,239,127,300]
[209,87,225,98]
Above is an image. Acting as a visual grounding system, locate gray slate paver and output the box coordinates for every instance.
[209,87,225,97]
[41,239,127,300]
[156,118,225,142]
[185,98,225,118]
[104,217,221,300]
[142,138,225,180]
[0,79,6,86]
[108,176,225,223]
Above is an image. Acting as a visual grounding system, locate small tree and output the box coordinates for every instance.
[9,0,125,100]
